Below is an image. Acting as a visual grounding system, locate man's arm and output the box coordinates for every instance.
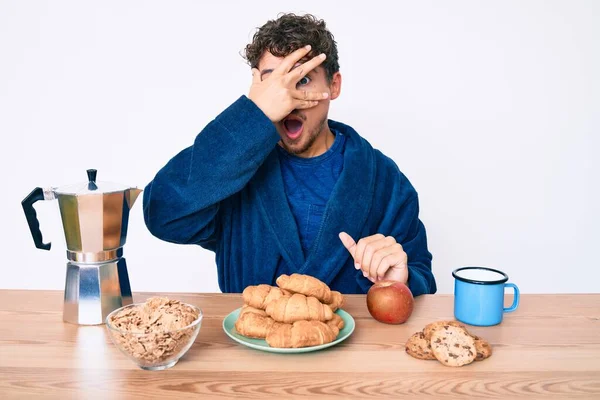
[143,96,279,246]
[339,179,436,296]
[393,194,436,296]
[144,45,330,247]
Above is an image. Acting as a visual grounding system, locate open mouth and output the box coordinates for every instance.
[282,115,304,140]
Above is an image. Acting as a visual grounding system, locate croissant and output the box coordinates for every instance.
[239,304,266,318]
[265,293,333,323]
[266,320,338,348]
[276,273,332,303]
[327,313,345,331]
[235,305,281,339]
[326,291,344,312]
[242,284,289,310]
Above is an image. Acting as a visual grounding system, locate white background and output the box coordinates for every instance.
[1,0,598,294]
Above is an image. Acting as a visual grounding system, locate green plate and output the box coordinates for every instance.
[222,307,355,353]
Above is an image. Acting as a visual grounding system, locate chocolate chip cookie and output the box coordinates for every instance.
[430,325,476,367]
[471,335,493,361]
[423,320,466,340]
[405,331,436,360]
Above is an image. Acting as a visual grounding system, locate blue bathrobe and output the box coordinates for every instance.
[143,96,437,296]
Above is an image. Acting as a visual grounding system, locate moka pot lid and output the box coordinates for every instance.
[53,169,137,196]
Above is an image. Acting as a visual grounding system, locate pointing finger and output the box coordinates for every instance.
[338,232,356,259]
[354,234,385,272]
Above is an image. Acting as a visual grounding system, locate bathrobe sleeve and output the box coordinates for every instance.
[355,157,436,296]
[394,194,436,296]
[142,96,279,247]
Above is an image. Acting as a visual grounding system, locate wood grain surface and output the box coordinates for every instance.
[0,291,599,399]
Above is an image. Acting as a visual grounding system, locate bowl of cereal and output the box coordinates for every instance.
[105,297,203,370]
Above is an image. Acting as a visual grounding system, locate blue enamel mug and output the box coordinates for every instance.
[452,267,520,326]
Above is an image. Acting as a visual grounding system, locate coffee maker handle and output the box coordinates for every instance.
[21,187,51,250]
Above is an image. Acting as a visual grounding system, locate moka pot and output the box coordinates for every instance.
[22,169,142,325]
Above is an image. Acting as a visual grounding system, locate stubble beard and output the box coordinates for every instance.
[281,116,328,156]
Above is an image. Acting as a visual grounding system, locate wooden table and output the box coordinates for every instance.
[0,291,599,399]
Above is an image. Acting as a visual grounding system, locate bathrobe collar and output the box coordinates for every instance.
[254,120,376,284]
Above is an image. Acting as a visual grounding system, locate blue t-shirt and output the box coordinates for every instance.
[277,130,346,257]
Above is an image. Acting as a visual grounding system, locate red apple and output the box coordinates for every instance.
[366,280,414,324]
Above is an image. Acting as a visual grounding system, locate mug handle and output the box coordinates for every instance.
[503,283,520,312]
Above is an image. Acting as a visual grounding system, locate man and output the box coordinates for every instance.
[143,13,437,296]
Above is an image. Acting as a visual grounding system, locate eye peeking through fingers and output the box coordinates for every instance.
[296,76,311,87]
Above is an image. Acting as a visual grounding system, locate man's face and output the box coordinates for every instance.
[258,51,340,156]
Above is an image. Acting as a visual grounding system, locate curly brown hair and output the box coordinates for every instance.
[242,13,340,82]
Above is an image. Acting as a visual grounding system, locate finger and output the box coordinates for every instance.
[293,99,320,110]
[251,68,261,84]
[383,255,408,282]
[354,234,385,271]
[375,244,406,280]
[363,236,396,278]
[338,232,356,259]
[273,45,312,75]
[375,254,401,281]
[286,53,326,83]
[292,89,329,101]
[370,245,399,279]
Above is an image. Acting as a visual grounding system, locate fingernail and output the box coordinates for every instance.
[305,45,312,50]
[354,263,360,270]
[363,271,368,278]
[320,53,326,59]
[322,92,329,98]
